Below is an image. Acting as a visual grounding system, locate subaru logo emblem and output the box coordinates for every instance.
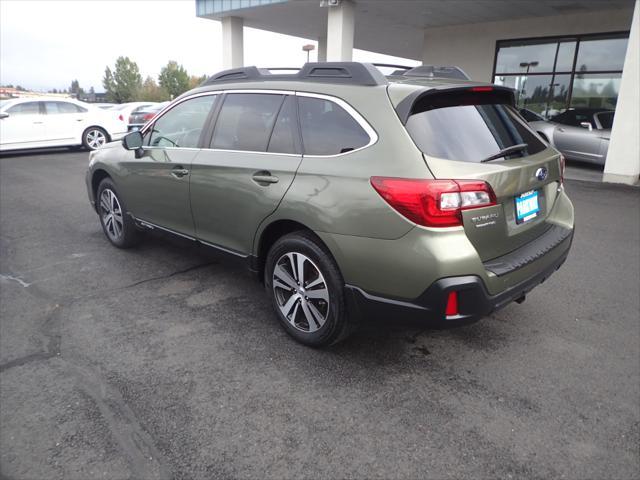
[535,167,548,181]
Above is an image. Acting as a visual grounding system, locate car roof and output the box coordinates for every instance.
[180,63,502,108]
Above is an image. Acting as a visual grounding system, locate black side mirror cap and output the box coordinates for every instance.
[123,130,143,150]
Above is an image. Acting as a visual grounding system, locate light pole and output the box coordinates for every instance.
[302,44,315,63]
[519,61,539,105]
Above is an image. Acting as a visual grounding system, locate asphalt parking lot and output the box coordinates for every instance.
[0,150,638,480]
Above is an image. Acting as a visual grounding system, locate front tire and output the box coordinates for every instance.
[96,178,140,248]
[83,127,109,150]
[264,231,353,347]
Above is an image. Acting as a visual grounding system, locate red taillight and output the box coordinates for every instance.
[143,113,155,121]
[559,154,566,186]
[445,291,459,316]
[370,177,497,228]
[118,114,124,121]
[469,86,493,92]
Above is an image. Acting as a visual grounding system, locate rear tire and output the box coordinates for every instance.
[83,127,109,150]
[264,231,354,347]
[96,178,140,249]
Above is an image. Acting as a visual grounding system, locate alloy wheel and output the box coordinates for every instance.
[86,129,106,149]
[272,252,330,333]
[99,189,124,241]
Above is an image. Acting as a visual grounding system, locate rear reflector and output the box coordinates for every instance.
[370,177,497,227]
[445,291,459,316]
[118,114,124,121]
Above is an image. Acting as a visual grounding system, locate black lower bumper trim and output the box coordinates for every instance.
[345,232,572,324]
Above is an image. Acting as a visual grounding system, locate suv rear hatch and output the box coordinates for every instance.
[395,85,564,261]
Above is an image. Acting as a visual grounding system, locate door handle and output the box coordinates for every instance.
[252,172,279,185]
[557,127,565,132]
[33,121,43,124]
[171,167,189,178]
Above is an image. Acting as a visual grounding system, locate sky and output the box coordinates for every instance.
[0,0,419,92]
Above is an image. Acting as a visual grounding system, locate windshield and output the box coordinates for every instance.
[405,97,546,162]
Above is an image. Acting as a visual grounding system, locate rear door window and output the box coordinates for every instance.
[212,93,284,152]
[44,101,86,114]
[298,97,370,155]
[405,91,546,162]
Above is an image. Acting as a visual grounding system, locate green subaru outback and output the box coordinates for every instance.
[86,62,574,347]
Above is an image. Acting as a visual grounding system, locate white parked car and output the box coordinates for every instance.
[0,97,127,151]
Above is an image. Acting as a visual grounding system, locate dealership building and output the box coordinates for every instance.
[196,0,639,185]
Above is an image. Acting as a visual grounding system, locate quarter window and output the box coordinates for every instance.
[212,93,283,152]
[6,102,40,115]
[149,95,216,148]
[298,97,370,155]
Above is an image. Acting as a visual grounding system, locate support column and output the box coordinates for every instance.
[603,0,639,185]
[317,35,327,62]
[326,0,354,61]
[221,16,244,69]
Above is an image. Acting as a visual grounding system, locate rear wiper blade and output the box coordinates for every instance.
[481,143,528,163]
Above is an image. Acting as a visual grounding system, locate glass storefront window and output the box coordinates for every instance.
[575,37,628,72]
[495,42,557,73]
[570,73,622,110]
[493,73,571,118]
[494,33,628,120]
[555,41,577,72]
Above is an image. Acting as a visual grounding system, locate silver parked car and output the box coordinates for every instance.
[528,108,614,166]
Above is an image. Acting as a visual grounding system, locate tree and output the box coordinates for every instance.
[189,74,207,90]
[158,61,190,99]
[70,79,84,97]
[139,76,170,102]
[89,86,95,94]
[103,56,142,103]
[52,88,58,94]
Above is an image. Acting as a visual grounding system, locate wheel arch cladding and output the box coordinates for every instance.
[256,220,335,281]
[92,169,111,202]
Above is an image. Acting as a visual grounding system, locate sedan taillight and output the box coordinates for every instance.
[370,177,497,228]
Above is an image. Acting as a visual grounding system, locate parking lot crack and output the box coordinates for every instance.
[72,364,172,480]
[74,262,216,302]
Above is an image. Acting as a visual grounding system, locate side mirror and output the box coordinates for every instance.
[123,130,143,150]
[580,121,593,131]
[0,112,9,120]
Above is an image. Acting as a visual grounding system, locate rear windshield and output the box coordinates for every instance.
[405,93,546,162]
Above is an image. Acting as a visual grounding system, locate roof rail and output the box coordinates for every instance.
[372,63,413,71]
[203,62,388,87]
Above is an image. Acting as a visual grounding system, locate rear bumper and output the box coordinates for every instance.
[345,227,573,324]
